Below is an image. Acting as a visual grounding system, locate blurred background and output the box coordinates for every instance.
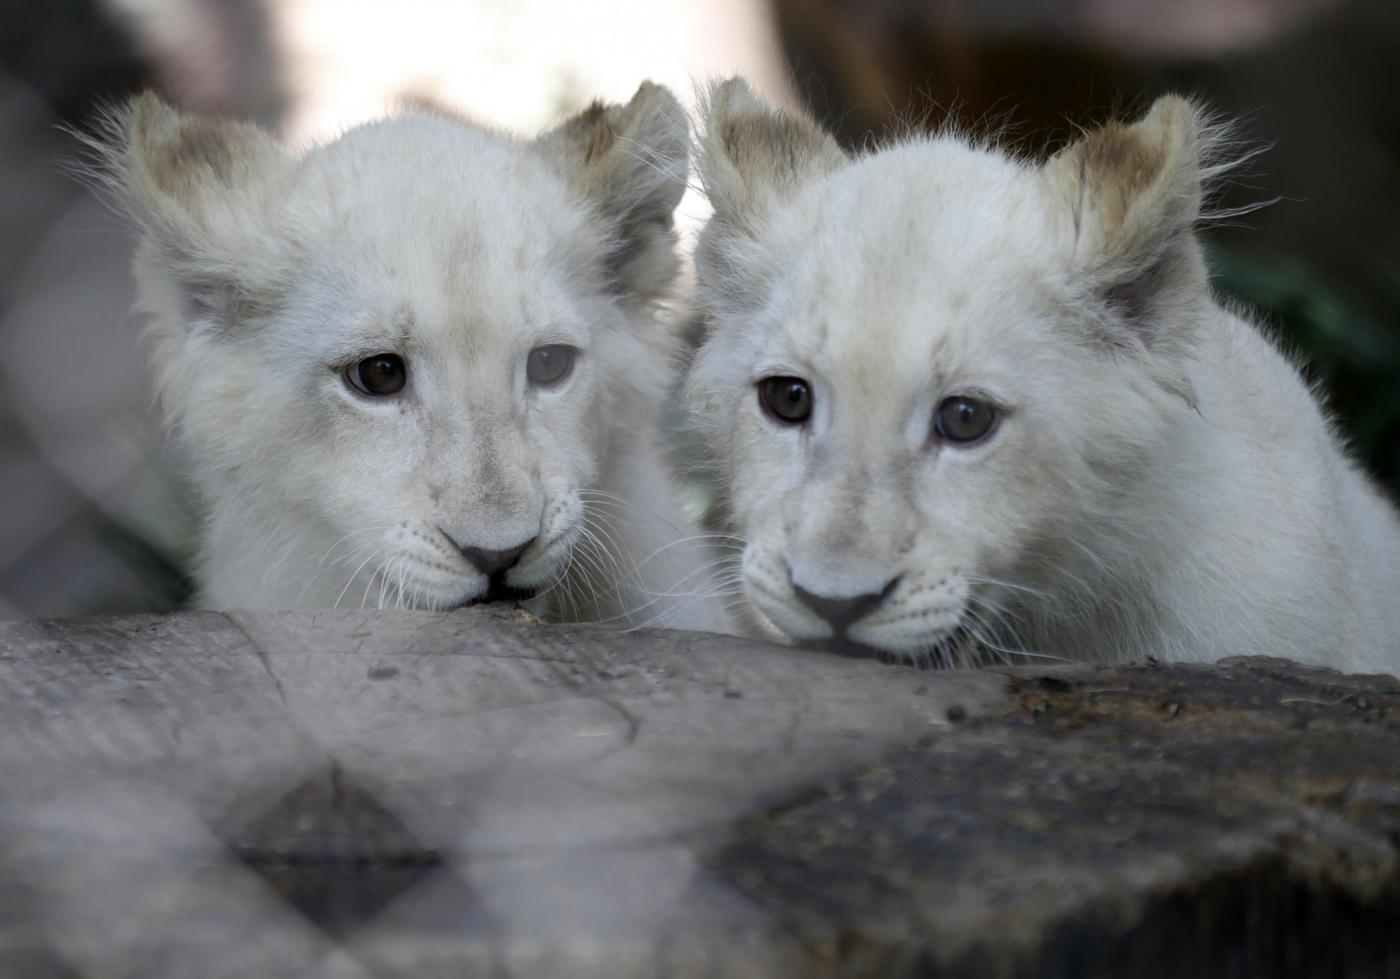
[0,0,1396,619]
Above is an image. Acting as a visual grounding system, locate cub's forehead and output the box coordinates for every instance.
[754,140,1059,378]
[290,115,603,273]
[772,139,1051,286]
[278,115,608,334]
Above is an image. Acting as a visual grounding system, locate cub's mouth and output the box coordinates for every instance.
[812,621,976,670]
[458,575,539,608]
[816,636,889,661]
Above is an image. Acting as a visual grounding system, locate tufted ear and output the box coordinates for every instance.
[697,77,845,237]
[98,92,292,325]
[535,82,689,302]
[1044,95,1216,330]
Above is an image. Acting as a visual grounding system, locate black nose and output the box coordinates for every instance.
[445,535,534,577]
[793,579,897,632]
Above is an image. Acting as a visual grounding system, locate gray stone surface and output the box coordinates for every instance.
[1,608,1398,977]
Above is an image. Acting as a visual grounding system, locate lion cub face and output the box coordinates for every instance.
[688,80,1215,661]
[110,85,687,609]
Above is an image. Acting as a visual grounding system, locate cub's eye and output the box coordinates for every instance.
[934,395,999,445]
[526,344,577,387]
[758,376,813,425]
[345,354,407,397]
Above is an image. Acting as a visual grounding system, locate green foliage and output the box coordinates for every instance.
[94,515,195,613]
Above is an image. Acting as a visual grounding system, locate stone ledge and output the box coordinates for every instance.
[0,609,1397,977]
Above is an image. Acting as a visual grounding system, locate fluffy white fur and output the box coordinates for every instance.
[96,85,731,631]
[686,79,1400,672]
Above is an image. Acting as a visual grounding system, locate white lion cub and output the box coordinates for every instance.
[686,78,1400,671]
[100,84,729,631]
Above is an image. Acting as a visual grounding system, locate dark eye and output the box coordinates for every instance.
[758,376,813,425]
[934,395,998,445]
[526,345,577,387]
[345,354,407,397]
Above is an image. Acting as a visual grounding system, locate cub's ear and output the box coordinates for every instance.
[1045,95,1215,326]
[535,82,689,302]
[99,92,291,324]
[697,77,845,236]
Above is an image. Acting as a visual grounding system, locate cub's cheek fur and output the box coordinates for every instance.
[685,79,1400,672]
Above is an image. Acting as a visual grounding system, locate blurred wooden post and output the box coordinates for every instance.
[1,608,1397,977]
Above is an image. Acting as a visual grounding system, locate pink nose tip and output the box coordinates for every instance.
[792,578,898,632]
[442,534,534,577]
